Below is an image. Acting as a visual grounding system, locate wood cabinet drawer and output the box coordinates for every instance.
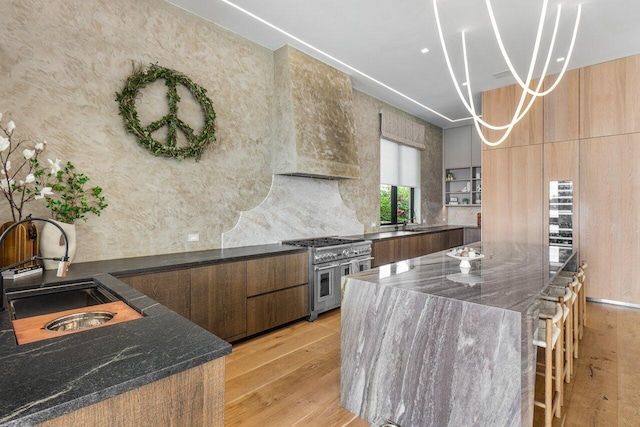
[246,252,308,297]
[246,284,309,335]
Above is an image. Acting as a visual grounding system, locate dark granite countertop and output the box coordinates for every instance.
[0,242,306,426]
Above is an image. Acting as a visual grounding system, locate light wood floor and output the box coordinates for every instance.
[225,302,640,426]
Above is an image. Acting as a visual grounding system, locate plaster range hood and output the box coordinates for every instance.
[273,45,360,180]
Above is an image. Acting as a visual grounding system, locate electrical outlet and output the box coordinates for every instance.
[187,233,199,242]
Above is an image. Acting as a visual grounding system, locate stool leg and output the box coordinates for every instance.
[564,299,573,380]
[545,319,553,427]
[573,297,579,359]
[555,319,563,417]
[582,279,587,330]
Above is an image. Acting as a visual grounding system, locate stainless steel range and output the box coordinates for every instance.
[283,237,373,321]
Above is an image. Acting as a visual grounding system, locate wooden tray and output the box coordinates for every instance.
[12,301,143,345]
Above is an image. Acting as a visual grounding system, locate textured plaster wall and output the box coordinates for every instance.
[0,0,445,262]
[340,91,445,232]
[0,0,274,262]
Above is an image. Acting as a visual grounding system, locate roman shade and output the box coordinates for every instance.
[380,110,426,150]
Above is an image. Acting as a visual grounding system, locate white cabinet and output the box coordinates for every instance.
[443,125,482,206]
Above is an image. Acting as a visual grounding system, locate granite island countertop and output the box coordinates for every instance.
[0,242,308,426]
[340,242,577,427]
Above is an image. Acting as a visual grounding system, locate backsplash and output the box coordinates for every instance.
[447,206,481,227]
[222,175,364,248]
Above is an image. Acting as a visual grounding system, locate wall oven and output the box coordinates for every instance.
[283,237,373,321]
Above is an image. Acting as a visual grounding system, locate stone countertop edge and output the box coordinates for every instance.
[352,224,466,241]
[0,273,231,426]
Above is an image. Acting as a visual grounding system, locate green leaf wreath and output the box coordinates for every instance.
[115,63,216,161]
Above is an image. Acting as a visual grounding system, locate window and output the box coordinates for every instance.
[380,184,415,225]
[380,138,421,225]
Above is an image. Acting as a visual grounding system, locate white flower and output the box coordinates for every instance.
[48,158,62,175]
[1,160,11,174]
[6,121,15,133]
[35,141,45,152]
[0,177,13,191]
[34,186,53,200]
[25,173,35,184]
[0,137,9,152]
[23,149,35,160]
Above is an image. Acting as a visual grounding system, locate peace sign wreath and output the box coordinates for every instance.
[116,63,216,161]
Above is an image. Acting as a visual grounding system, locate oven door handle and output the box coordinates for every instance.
[339,256,375,266]
[315,264,337,271]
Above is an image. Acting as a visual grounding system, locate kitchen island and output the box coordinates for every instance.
[341,242,576,427]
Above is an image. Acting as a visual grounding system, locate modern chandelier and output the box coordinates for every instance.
[433,0,582,146]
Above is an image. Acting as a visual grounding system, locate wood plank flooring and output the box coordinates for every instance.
[533,301,640,426]
[226,302,640,426]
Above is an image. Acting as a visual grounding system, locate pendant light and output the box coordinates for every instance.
[433,0,582,146]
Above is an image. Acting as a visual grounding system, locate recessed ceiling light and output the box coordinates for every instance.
[420,47,430,54]
[556,57,566,62]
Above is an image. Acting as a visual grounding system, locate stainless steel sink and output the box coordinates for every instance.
[44,311,116,332]
[7,280,120,320]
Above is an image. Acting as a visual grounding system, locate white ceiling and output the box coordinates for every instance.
[167,0,640,129]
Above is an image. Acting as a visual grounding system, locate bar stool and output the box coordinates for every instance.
[539,298,568,406]
[541,282,574,380]
[533,303,563,426]
[558,261,588,341]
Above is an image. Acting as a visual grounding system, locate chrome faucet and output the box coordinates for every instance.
[0,216,70,278]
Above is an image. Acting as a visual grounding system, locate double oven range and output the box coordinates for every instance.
[283,237,373,321]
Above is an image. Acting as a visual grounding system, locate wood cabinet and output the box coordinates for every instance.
[191,261,247,342]
[544,69,579,143]
[117,269,191,320]
[482,144,544,246]
[371,229,464,268]
[580,134,640,305]
[580,55,640,139]
[482,81,543,149]
[246,253,308,335]
[464,227,482,245]
[246,252,307,296]
[482,53,640,306]
[40,358,225,427]
[371,238,399,267]
[246,284,308,336]
[117,251,308,342]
